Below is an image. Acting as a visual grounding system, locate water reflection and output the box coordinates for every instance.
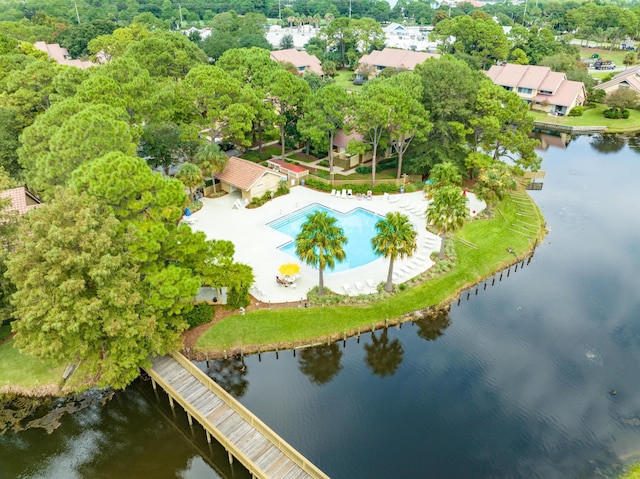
[364,328,404,377]
[413,308,452,342]
[297,343,343,385]
[589,134,626,154]
[205,356,248,398]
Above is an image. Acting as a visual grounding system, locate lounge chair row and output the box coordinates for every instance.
[330,189,373,200]
[342,278,376,294]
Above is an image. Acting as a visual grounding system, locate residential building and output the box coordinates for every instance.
[270,49,323,76]
[0,187,42,216]
[33,41,95,69]
[485,63,586,116]
[595,66,640,95]
[355,48,439,81]
[214,156,287,202]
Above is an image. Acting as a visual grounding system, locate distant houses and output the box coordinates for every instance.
[485,63,586,116]
[355,47,440,81]
[33,41,95,69]
[270,49,323,76]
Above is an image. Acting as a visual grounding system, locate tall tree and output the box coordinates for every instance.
[295,211,347,295]
[0,168,18,324]
[265,68,310,160]
[194,142,227,194]
[371,212,418,293]
[297,84,350,183]
[427,185,469,259]
[176,162,203,202]
[0,107,22,178]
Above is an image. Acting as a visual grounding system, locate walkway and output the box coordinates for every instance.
[186,187,486,304]
[146,352,330,479]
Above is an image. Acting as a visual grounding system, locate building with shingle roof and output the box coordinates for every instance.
[485,63,586,116]
[595,66,640,95]
[270,49,323,76]
[214,156,287,201]
[355,48,439,80]
[0,187,42,216]
[34,41,95,69]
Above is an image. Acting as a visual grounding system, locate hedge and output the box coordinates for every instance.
[183,303,214,329]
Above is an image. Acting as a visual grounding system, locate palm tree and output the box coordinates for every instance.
[175,162,203,202]
[295,211,347,295]
[427,185,469,259]
[371,212,417,292]
[194,142,227,194]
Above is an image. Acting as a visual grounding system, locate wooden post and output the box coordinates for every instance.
[187,412,193,426]
[151,378,157,390]
[206,430,212,444]
[168,395,175,410]
[228,451,233,465]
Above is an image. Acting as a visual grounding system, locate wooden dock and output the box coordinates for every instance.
[534,121,608,134]
[145,352,330,479]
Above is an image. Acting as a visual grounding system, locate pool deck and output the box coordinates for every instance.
[185,187,486,304]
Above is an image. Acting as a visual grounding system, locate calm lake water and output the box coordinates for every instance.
[2,134,640,479]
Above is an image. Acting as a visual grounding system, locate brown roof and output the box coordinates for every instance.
[547,79,586,107]
[0,187,42,216]
[356,48,439,73]
[215,156,286,191]
[267,158,308,174]
[34,41,95,69]
[270,49,323,76]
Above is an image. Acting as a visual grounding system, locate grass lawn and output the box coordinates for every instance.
[196,192,544,352]
[286,152,318,163]
[333,70,363,92]
[240,150,272,163]
[529,105,640,133]
[0,340,66,393]
[580,46,629,66]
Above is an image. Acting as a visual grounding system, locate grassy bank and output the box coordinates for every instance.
[196,191,544,354]
[530,105,640,133]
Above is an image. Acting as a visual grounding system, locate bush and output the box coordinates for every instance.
[227,285,250,309]
[622,109,630,119]
[183,303,214,329]
[568,106,584,116]
[317,160,329,167]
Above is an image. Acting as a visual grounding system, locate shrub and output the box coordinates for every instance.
[568,106,584,117]
[622,109,630,119]
[227,285,250,309]
[183,303,214,329]
[317,160,329,167]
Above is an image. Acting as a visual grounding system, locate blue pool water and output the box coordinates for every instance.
[267,203,383,273]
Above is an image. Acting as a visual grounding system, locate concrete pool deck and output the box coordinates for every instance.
[186,187,486,304]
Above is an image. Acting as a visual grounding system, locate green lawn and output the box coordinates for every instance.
[196,193,544,352]
[333,70,362,92]
[0,340,66,392]
[529,105,640,133]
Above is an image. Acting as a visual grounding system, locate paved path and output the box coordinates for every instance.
[186,187,485,304]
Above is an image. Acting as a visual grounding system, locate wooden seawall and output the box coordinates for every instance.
[145,352,330,479]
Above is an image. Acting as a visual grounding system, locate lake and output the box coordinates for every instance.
[2,134,640,479]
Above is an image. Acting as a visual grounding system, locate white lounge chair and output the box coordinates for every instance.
[355,281,364,291]
[366,278,376,288]
[341,189,346,199]
[343,283,352,294]
[330,189,336,196]
[347,189,353,199]
[389,195,399,203]
[383,192,389,201]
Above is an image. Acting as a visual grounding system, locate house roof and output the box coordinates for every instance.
[596,66,640,93]
[267,158,308,174]
[34,41,95,69]
[0,187,42,216]
[215,156,286,191]
[546,79,586,107]
[383,23,406,33]
[356,48,439,73]
[333,130,363,148]
[270,49,323,76]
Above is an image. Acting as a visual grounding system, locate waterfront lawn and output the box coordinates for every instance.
[530,105,640,132]
[0,340,65,391]
[196,194,543,352]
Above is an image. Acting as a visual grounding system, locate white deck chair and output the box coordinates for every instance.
[355,281,364,292]
[341,189,347,199]
[366,278,376,288]
[347,189,353,199]
[343,283,352,294]
[389,195,399,203]
[383,192,389,201]
[330,189,336,196]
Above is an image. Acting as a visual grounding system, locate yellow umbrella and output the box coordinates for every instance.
[279,263,300,276]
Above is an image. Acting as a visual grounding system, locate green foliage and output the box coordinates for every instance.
[295,211,347,295]
[58,19,117,58]
[568,106,584,117]
[0,107,22,178]
[227,285,251,309]
[183,303,213,329]
[603,108,629,119]
[475,162,518,205]
[372,212,418,292]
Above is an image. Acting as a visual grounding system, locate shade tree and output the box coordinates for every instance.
[427,185,469,259]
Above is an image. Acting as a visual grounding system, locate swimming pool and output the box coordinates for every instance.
[267,203,383,273]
